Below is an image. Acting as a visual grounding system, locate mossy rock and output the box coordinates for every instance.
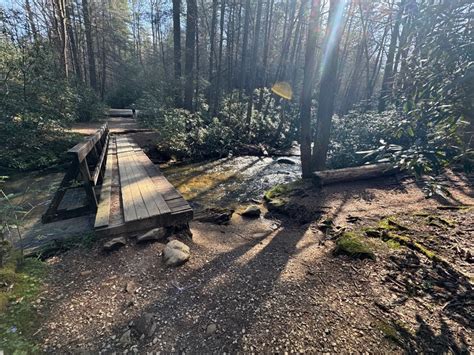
[334,232,376,260]
[263,180,305,201]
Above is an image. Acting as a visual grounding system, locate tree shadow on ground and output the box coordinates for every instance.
[388,314,471,354]
[37,171,473,352]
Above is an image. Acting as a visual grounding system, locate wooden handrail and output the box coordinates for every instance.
[68,123,108,162]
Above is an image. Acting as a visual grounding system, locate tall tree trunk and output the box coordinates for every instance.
[208,0,218,107]
[378,0,405,112]
[238,0,251,99]
[24,0,38,41]
[151,0,157,55]
[245,0,263,132]
[213,0,226,116]
[65,1,82,79]
[172,0,183,107]
[184,0,197,111]
[195,16,200,112]
[54,0,69,77]
[100,4,106,100]
[82,0,97,91]
[312,0,346,171]
[257,0,274,110]
[340,36,364,115]
[226,0,235,92]
[299,0,321,178]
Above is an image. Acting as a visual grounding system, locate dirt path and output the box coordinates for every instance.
[69,117,149,135]
[34,172,473,353]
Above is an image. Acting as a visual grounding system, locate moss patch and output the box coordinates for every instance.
[334,232,376,260]
[0,250,47,353]
[384,232,438,261]
[378,217,409,231]
[264,180,304,201]
[386,239,401,249]
[426,215,455,228]
[376,321,405,346]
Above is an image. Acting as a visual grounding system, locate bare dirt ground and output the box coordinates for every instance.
[34,171,473,353]
[69,117,149,135]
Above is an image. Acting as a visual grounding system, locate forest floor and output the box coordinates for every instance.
[31,168,473,353]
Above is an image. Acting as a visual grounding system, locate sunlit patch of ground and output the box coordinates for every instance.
[31,170,473,353]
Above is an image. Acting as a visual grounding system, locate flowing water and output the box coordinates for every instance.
[162,155,301,210]
[1,155,301,238]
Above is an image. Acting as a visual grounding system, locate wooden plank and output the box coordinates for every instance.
[118,138,171,216]
[129,156,172,215]
[119,136,171,216]
[166,197,191,209]
[117,139,149,221]
[169,204,193,213]
[91,135,109,185]
[132,150,183,200]
[95,209,193,238]
[94,139,114,228]
[126,149,160,217]
[117,139,138,222]
[128,151,168,217]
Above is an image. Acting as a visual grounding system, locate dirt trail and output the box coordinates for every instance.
[35,171,473,353]
[69,117,149,135]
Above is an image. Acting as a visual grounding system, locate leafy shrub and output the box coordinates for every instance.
[0,118,81,171]
[0,42,103,170]
[138,88,298,160]
[75,83,106,122]
[328,109,397,169]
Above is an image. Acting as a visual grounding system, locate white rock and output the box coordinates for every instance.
[162,240,190,267]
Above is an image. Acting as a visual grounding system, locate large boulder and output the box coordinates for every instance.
[136,227,167,243]
[162,240,190,267]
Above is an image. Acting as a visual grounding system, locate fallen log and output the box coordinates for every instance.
[313,163,398,186]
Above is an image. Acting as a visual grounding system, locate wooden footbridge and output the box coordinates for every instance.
[42,123,192,237]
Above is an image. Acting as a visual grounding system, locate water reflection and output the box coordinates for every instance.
[162,156,301,209]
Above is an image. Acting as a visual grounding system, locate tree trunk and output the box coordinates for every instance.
[55,0,69,77]
[213,0,226,116]
[257,0,274,110]
[82,0,97,91]
[378,0,405,112]
[65,1,82,79]
[312,0,346,171]
[208,0,218,108]
[313,163,397,186]
[172,0,183,107]
[299,0,321,178]
[238,0,251,99]
[184,0,197,111]
[24,0,38,41]
[245,0,263,132]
